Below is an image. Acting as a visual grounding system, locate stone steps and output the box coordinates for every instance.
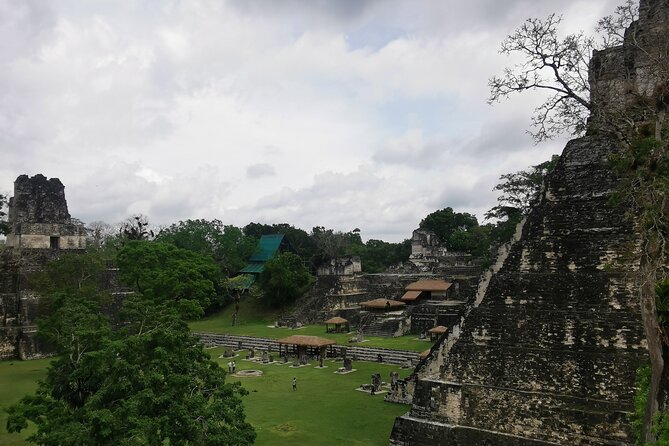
[363,317,406,337]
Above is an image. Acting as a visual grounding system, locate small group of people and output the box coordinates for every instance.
[227,360,236,374]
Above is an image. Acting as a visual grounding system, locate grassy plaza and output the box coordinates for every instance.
[0,347,411,446]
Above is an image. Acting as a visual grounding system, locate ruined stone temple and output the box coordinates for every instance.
[1,174,87,359]
[390,1,667,444]
[6,174,87,250]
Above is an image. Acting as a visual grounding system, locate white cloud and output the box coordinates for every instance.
[0,0,622,241]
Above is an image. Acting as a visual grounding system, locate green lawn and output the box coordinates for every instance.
[191,297,434,352]
[0,358,51,446]
[1,349,411,446]
[211,346,411,445]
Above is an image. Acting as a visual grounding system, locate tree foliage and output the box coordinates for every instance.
[350,238,411,273]
[86,221,116,250]
[244,223,315,256]
[419,207,478,250]
[7,245,255,445]
[120,214,155,241]
[632,363,669,446]
[596,0,638,48]
[7,297,255,446]
[258,252,312,308]
[157,220,256,276]
[488,3,639,142]
[35,251,109,301]
[117,240,224,318]
[310,226,359,264]
[33,257,111,359]
[486,155,560,220]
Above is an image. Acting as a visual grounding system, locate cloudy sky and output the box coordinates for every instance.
[1,0,621,241]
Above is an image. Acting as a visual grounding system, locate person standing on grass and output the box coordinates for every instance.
[292,377,297,391]
[232,360,236,373]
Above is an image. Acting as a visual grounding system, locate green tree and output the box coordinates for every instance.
[419,208,478,249]
[7,296,255,446]
[258,252,312,308]
[486,155,560,221]
[35,251,109,301]
[448,225,494,257]
[117,240,224,318]
[350,239,411,273]
[243,223,318,269]
[157,220,256,276]
[310,226,366,269]
[22,251,114,365]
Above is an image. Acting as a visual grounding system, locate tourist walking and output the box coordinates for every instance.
[232,360,236,373]
[292,377,297,391]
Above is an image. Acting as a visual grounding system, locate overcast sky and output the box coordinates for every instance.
[1,0,621,241]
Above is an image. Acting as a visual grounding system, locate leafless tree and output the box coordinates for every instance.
[86,221,114,249]
[488,4,641,143]
[488,14,595,142]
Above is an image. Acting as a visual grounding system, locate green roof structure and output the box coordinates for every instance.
[239,234,292,275]
[239,262,265,274]
[248,234,286,262]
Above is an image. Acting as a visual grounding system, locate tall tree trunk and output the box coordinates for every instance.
[639,239,666,443]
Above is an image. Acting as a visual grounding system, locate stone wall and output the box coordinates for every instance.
[589,0,669,137]
[390,135,648,445]
[0,249,58,359]
[290,272,478,329]
[316,256,362,276]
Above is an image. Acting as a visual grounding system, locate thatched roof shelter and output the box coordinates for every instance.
[324,316,348,325]
[324,316,349,333]
[277,335,336,347]
[360,298,406,310]
[428,325,448,341]
[401,279,453,302]
[400,290,421,302]
[405,279,452,292]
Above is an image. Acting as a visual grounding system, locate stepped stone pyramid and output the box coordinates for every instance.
[391,137,646,445]
[390,1,669,443]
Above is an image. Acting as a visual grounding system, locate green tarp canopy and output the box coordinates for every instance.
[240,234,287,274]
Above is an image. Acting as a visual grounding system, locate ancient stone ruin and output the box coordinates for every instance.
[6,174,86,250]
[407,228,478,274]
[390,1,668,444]
[1,174,87,359]
[316,256,362,276]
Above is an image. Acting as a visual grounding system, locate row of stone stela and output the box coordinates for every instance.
[194,332,420,365]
